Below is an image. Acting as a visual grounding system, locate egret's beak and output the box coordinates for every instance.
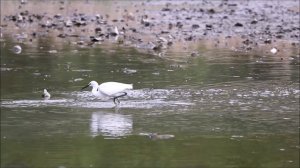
[81,84,89,90]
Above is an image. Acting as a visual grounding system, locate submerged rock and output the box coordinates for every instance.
[139,133,175,140]
[48,50,58,54]
[122,68,137,74]
[12,45,22,54]
[42,89,51,99]
[148,133,175,140]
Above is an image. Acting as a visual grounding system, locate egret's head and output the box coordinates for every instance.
[81,81,98,90]
[89,81,98,87]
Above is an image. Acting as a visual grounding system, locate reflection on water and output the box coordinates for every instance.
[1,85,298,112]
[90,112,133,138]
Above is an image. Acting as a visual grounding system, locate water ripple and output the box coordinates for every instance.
[1,89,194,109]
[1,85,298,112]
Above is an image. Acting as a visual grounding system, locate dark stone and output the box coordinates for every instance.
[35,14,43,20]
[130,28,137,32]
[54,14,62,19]
[276,34,283,39]
[110,32,118,36]
[242,39,252,45]
[283,29,292,33]
[153,43,163,51]
[162,8,171,12]
[228,3,237,6]
[191,52,198,57]
[20,10,29,16]
[207,9,215,14]
[144,22,150,27]
[176,22,183,28]
[11,15,17,21]
[73,20,87,26]
[234,22,243,27]
[168,23,173,30]
[69,34,79,37]
[95,27,102,33]
[90,36,103,42]
[192,24,200,29]
[250,20,258,24]
[246,46,252,50]
[58,34,67,38]
[206,24,213,30]
[264,39,272,44]
[28,16,33,23]
[185,36,193,41]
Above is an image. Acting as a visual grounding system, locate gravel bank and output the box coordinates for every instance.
[1,0,299,56]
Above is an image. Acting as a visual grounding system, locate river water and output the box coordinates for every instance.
[1,36,299,168]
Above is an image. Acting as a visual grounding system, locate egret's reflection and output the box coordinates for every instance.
[90,111,133,138]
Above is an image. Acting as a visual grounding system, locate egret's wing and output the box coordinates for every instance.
[99,82,133,96]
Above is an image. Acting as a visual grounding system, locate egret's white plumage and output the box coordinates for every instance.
[82,81,133,105]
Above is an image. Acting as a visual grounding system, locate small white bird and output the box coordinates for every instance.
[81,81,133,105]
[42,89,51,99]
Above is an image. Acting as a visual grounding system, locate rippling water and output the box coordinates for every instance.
[1,36,299,167]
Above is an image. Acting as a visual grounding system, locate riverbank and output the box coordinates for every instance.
[1,0,299,57]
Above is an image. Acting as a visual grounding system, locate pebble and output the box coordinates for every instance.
[148,133,175,140]
[270,47,278,54]
[122,68,137,74]
[74,78,84,82]
[190,52,199,57]
[12,45,22,54]
[48,50,58,54]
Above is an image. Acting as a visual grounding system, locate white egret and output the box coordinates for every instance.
[81,81,133,105]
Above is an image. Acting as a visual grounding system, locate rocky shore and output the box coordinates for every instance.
[1,0,299,56]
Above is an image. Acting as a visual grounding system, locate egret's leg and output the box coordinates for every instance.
[113,97,120,105]
[113,92,127,105]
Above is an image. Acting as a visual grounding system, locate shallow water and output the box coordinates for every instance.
[1,35,299,168]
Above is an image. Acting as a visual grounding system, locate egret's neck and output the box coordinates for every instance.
[91,85,98,92]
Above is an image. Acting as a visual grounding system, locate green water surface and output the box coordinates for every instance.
[1,36,299,168]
